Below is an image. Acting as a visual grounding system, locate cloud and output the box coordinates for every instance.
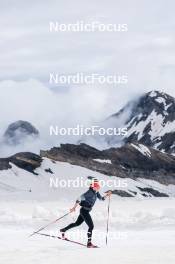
[0,79,136,156]
[0,0,175,93]
[0,0,175,155]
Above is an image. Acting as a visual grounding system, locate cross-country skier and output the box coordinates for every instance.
[60,178,112,248]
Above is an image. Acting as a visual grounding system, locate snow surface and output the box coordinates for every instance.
[155,96,167,105]
[131,143,151,158]
[149,91,158,97]
[127,110,165,140]
[1,159,175,263]
[126,108,175,147]
[1,199,175,264]
[155,96,172,111]
[1,158,175,200]
[93,159,112,164]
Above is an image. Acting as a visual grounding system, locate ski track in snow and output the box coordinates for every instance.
[1,199,175,264]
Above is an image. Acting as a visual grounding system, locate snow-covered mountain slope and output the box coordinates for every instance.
[1,141,175,198]
[109,90,175,154]
[1,157,175,200]
[1,153,175,264]
[41,142,175,185]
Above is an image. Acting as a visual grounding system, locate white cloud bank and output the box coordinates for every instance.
[0,79,136,156]
[0,0,175,156]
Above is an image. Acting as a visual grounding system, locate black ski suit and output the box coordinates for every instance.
[62,188,105,242]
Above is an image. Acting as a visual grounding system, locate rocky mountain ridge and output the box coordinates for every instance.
[109,91,175,154]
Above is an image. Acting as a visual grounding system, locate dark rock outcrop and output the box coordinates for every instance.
[137,187,169,197]
[40,143,175,185]
[0,152,42,174]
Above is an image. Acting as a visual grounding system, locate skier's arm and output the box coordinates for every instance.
[70,202,79,212]
[70,194,85,212]
[97,192,105,201]
[76,194,85,203]
[97,191,112,201]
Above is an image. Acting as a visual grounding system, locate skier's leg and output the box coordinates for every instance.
[60,214,84,232]
[81,209,94,243]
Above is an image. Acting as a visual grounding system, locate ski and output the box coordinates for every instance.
[36,232,99,248]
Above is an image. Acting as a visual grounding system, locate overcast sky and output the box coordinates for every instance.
[0,0,175,155]
[1,0,175,91]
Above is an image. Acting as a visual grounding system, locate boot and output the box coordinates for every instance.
[87,241,98,248]
[60,228,66,239]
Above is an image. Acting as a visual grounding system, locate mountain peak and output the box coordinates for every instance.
[148,90,165,97]
[132,90,174,116]
[3,120,39,145]
[108,90,175,154]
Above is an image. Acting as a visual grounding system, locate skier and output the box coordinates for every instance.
[60,178,112,248]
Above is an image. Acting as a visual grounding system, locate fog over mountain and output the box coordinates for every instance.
[1,88,175,157]
[0,79,138,157]
[1,0,175,157]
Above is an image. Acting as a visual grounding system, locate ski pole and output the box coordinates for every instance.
[29,211,71,237]
[105,195,111,246]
